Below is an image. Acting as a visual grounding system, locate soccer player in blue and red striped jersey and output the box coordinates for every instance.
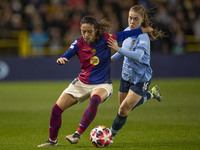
[37,16,153,147]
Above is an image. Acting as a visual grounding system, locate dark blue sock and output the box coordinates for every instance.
[132,92,151,111]
[146,92,151,99]
[131,97,145,110]
[111,113,127,137]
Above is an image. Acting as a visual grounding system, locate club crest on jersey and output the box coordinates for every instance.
[90,56,99,65]
[91,49,96,54]
[132,40,135,46]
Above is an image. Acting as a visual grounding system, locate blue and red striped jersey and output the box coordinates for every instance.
[61,28,142,84]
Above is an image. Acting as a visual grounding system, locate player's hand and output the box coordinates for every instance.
[107,38,119,52]
[56,57,69,65]
[141,27,156,40]
[142,27,153,34]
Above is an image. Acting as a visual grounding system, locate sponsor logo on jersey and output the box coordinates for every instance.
[140,40,147,45]
[70,40,77,49]
[90,56,99,65]
[70,45,74,49]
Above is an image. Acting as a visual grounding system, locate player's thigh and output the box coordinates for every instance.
[91,83,113,102]
[56,93,78,111]
[118,90,142,116]
[91,88,108,102]
[118,91,128,105]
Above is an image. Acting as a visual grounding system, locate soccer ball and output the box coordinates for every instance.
[90,125,112,147]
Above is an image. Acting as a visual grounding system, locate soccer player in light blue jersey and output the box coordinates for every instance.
[107,5,164,140]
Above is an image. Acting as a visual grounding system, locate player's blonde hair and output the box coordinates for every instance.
[130,5,165,40]
[80,16,111,41]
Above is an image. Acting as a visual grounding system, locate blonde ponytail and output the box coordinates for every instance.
[130,5,165,41]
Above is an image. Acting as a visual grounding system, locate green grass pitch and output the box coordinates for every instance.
[0,78,200,150]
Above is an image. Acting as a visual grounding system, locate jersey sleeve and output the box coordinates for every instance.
[111,52,123,62]
[115,28,142,42]
[61,39,79,60]
[133,34,149,54]
[118,34,149,62]
[118,48,144,62]
[103,33,117,41]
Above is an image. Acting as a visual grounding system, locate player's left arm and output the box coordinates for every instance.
[108,36,148,62]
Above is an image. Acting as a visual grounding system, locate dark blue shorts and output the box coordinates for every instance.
[119,78,151,96]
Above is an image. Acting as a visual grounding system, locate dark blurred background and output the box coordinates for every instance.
[0,0,200,81]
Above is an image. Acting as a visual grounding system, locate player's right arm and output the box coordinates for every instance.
[57,57,69,64]
[56,39,79,65]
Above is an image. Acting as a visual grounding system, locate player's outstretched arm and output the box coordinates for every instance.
[57,57,69,65]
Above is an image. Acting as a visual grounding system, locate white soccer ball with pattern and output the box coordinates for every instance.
[90,125,112,147]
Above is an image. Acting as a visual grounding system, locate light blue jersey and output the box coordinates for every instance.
[112,27,152,84]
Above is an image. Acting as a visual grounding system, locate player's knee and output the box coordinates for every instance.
[90,94,101,106]
[52,104,63,116]
[118,103,132,116]
[118,107,128,116]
